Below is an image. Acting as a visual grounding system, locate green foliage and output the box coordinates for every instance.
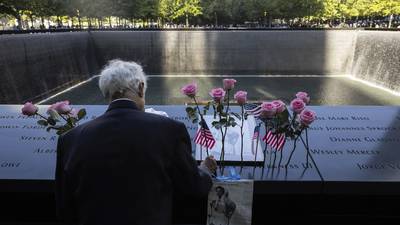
[159,0,201,24]
[77,108,86,120]
[203,101,211,115]
[34,108,87,136]
[1,0,399,29]
[37,120,48,126]
[185,106,198,123]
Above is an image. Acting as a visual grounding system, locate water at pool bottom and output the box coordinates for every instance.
[40,76,400,106]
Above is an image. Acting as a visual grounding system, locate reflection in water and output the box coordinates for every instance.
[40,76,400,106]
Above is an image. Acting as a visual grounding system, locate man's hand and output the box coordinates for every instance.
[199,156,217,177]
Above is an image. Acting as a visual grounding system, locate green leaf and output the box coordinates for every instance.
[282,109,289,118]
[78,109,87,120]
[211,121,221,129]
[37,120,48,126]
[203,102,211,111]
[185,107,195,114]
[230,121,237,127]
[185,107,199,123]
[47,118,57,126]
[64,123,73,130]
[212,104,217,119]
[67,117,77,127]
[211,121,219,126]
[277,109,290,124]
[48,109,59,120]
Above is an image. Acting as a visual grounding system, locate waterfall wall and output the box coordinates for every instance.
[0,30,398,103]
[0,32,98,103]
[351,31,400,92]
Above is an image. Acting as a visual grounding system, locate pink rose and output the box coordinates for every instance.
[299,109,316,126]
[21,102,38,116]
[48,101,72,115]
[296,92,310,105]
[260,102,277,118]
[234,91,247,105]
[223,79,237,90]
[210,88,226,102]
[181,83,197,98]
[290,99,305,114]
[272,100,286,113]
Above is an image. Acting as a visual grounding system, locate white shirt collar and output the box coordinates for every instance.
[111,98,135,103]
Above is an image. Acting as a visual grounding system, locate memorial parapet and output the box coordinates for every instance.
[1,105,400,194]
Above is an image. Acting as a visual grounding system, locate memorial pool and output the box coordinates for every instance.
[39,75,400,105]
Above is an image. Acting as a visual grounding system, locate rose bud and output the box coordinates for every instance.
[260,102,277,118]
[21,102,38,116]
[223,79,237,91]
[234,91,247,105]
[290,98,306,114]
[181,83,198,98]
[210,88,226,103]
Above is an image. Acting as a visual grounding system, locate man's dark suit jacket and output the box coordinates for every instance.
[55,100,212,225]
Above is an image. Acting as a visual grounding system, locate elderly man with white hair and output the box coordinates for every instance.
[55,59,216,225]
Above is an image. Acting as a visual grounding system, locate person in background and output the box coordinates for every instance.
[55,59,217,225]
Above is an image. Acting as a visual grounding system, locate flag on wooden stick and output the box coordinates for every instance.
[194,118,216,149]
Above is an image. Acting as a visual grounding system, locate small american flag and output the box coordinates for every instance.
[194,118,216,149]
[263,131,286,151]
[253,124,261,140]
[244,103,262,118]
[251,124,261,155]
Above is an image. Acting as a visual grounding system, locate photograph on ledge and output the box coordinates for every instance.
[207,180,254,225]
[195,115,264,163]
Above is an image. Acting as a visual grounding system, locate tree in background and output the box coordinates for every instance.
[202,0,230,26]
[370,0,400,27]
[0,0,30,29]
[137,0,160,26]
[0,0,399,29]
[159,0,202,27]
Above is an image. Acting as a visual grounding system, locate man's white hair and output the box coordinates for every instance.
[98,60,147,99]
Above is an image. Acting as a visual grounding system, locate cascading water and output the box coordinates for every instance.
[0,30,399,104]
[350,31,400,92]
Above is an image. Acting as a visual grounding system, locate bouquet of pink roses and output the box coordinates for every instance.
[181,81,321,178]
[21,101,86,135]
[253,91,319,178]
[181,79,250,167]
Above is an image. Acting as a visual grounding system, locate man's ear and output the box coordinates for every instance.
[138,82,144,98]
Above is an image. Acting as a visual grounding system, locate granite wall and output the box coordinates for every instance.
[0,32,98,103]
[0,30,398,103]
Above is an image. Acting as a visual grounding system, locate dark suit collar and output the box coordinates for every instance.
[107,99,140,112]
